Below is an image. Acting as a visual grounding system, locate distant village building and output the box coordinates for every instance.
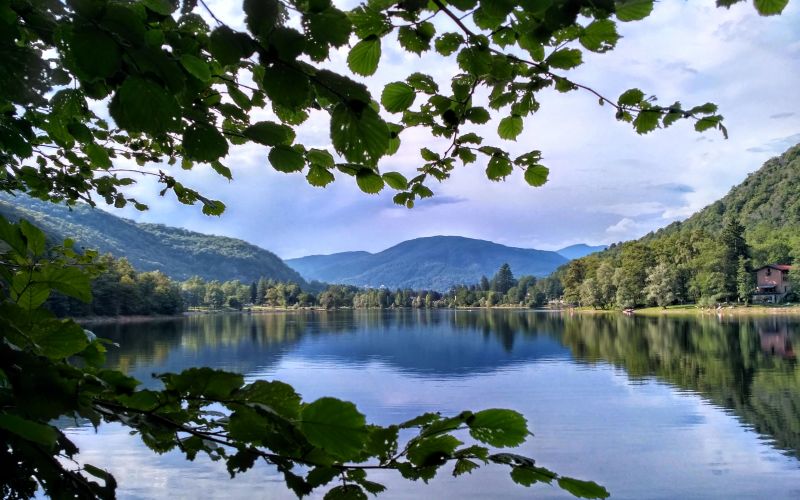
[752,264,794,303]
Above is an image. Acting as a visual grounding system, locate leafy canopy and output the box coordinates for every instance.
[1,0,781,213]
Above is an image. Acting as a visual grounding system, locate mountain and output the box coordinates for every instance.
[557,244,608,260]
[287,236,568,290]
[0,194,305,284]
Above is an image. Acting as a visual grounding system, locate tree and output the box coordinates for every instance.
[0,0,789,498]
[479,275,491,292]
[579,278,602,309]
[563,260,587,305]
[491,263,516,294]
[720,217,749,301]
[644,263,678,308]
[736,256,754,304]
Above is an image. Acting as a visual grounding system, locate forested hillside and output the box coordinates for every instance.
[287,236,568,291]
[0,194,305,284]
[559,144,800,308]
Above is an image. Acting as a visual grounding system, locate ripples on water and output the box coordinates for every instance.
[67,310,800,499]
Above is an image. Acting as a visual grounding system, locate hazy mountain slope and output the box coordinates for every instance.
[0,194,305,284]
[287,236,568,290]
[557,244,608,260]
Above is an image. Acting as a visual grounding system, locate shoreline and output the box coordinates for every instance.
[568,304,800,317]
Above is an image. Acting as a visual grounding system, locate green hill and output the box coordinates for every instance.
[0,194,305,284]
[287,236,568,291]
[559,143,800,307]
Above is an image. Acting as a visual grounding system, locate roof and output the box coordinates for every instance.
[755,264,794,271]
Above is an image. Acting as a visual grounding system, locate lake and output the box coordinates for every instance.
[71,310,800,499]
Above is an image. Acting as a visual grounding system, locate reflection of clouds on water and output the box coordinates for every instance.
[74,311,800,499]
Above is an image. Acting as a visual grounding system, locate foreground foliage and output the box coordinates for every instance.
[4,0,781,214]
[0,214,608,498]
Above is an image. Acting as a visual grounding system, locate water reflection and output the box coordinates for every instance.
[92,310,800,463]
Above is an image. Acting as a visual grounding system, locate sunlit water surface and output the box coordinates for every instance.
[68,310,800,499]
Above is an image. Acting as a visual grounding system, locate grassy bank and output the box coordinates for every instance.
[622,304,800,316]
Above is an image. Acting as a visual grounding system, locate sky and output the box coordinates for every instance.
[106,0,800,259]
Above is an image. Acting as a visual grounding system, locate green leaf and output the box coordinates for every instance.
[262,64,312,109]
[109,77,181,134]
[486,156,512,181]
[467,409,528,447]
[524,165,549,187]
[406,73,438,93]
[85,143,112,169]
[209,27,254,66]
[141,0,176,15]
[0,414,57,448]
[618,88,645,106]
[237,380,301,419]
[307,165,335,187]
[754,0,789,15]
[615,0,654,22]
[244,121,295,146]
[348,37,381,76]
[33,320,90,358]
[183,123,228,162]
[356,170,384,194]
[13,281,50,310]
[634,109,660,134]
[162,368,244,399]
[300,397,368,460]
[382,172,407,190]
[70,28,121,81]
[330,103,389,167]
[510,465,557,486]
[180,54,211,82]
[498,116,523,140]
[466,107,491,124]
[210,161,232,180]
[244,0,280,37]
[37,266,92,302]
[557,477,611,499]
[453,458,479,477]
[324,485,367,500]
[381,82,416,113]
[407,435,461,466]
[19,219,45,256]
[307,7,353,48]
[694,115,723,133]
[547,48,583,70]
[579,20,620,53]
[307,149,335,168]
[434,33,464,56]
[398,23,435,55]
[269,146,305,173]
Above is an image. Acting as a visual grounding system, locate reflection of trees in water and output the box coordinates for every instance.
[559,314,800,459]
[94,310,800,459]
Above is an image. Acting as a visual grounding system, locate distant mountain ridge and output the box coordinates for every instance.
[0,194,305,284]
[557,244,608,260]
[287,236,568,291]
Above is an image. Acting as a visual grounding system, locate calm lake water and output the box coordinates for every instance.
[71,310,800,499]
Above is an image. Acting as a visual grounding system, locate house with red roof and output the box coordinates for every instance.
[752,264,794,303]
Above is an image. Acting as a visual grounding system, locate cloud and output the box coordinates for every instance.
[770,112,795,119]
[747,133,800,153]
